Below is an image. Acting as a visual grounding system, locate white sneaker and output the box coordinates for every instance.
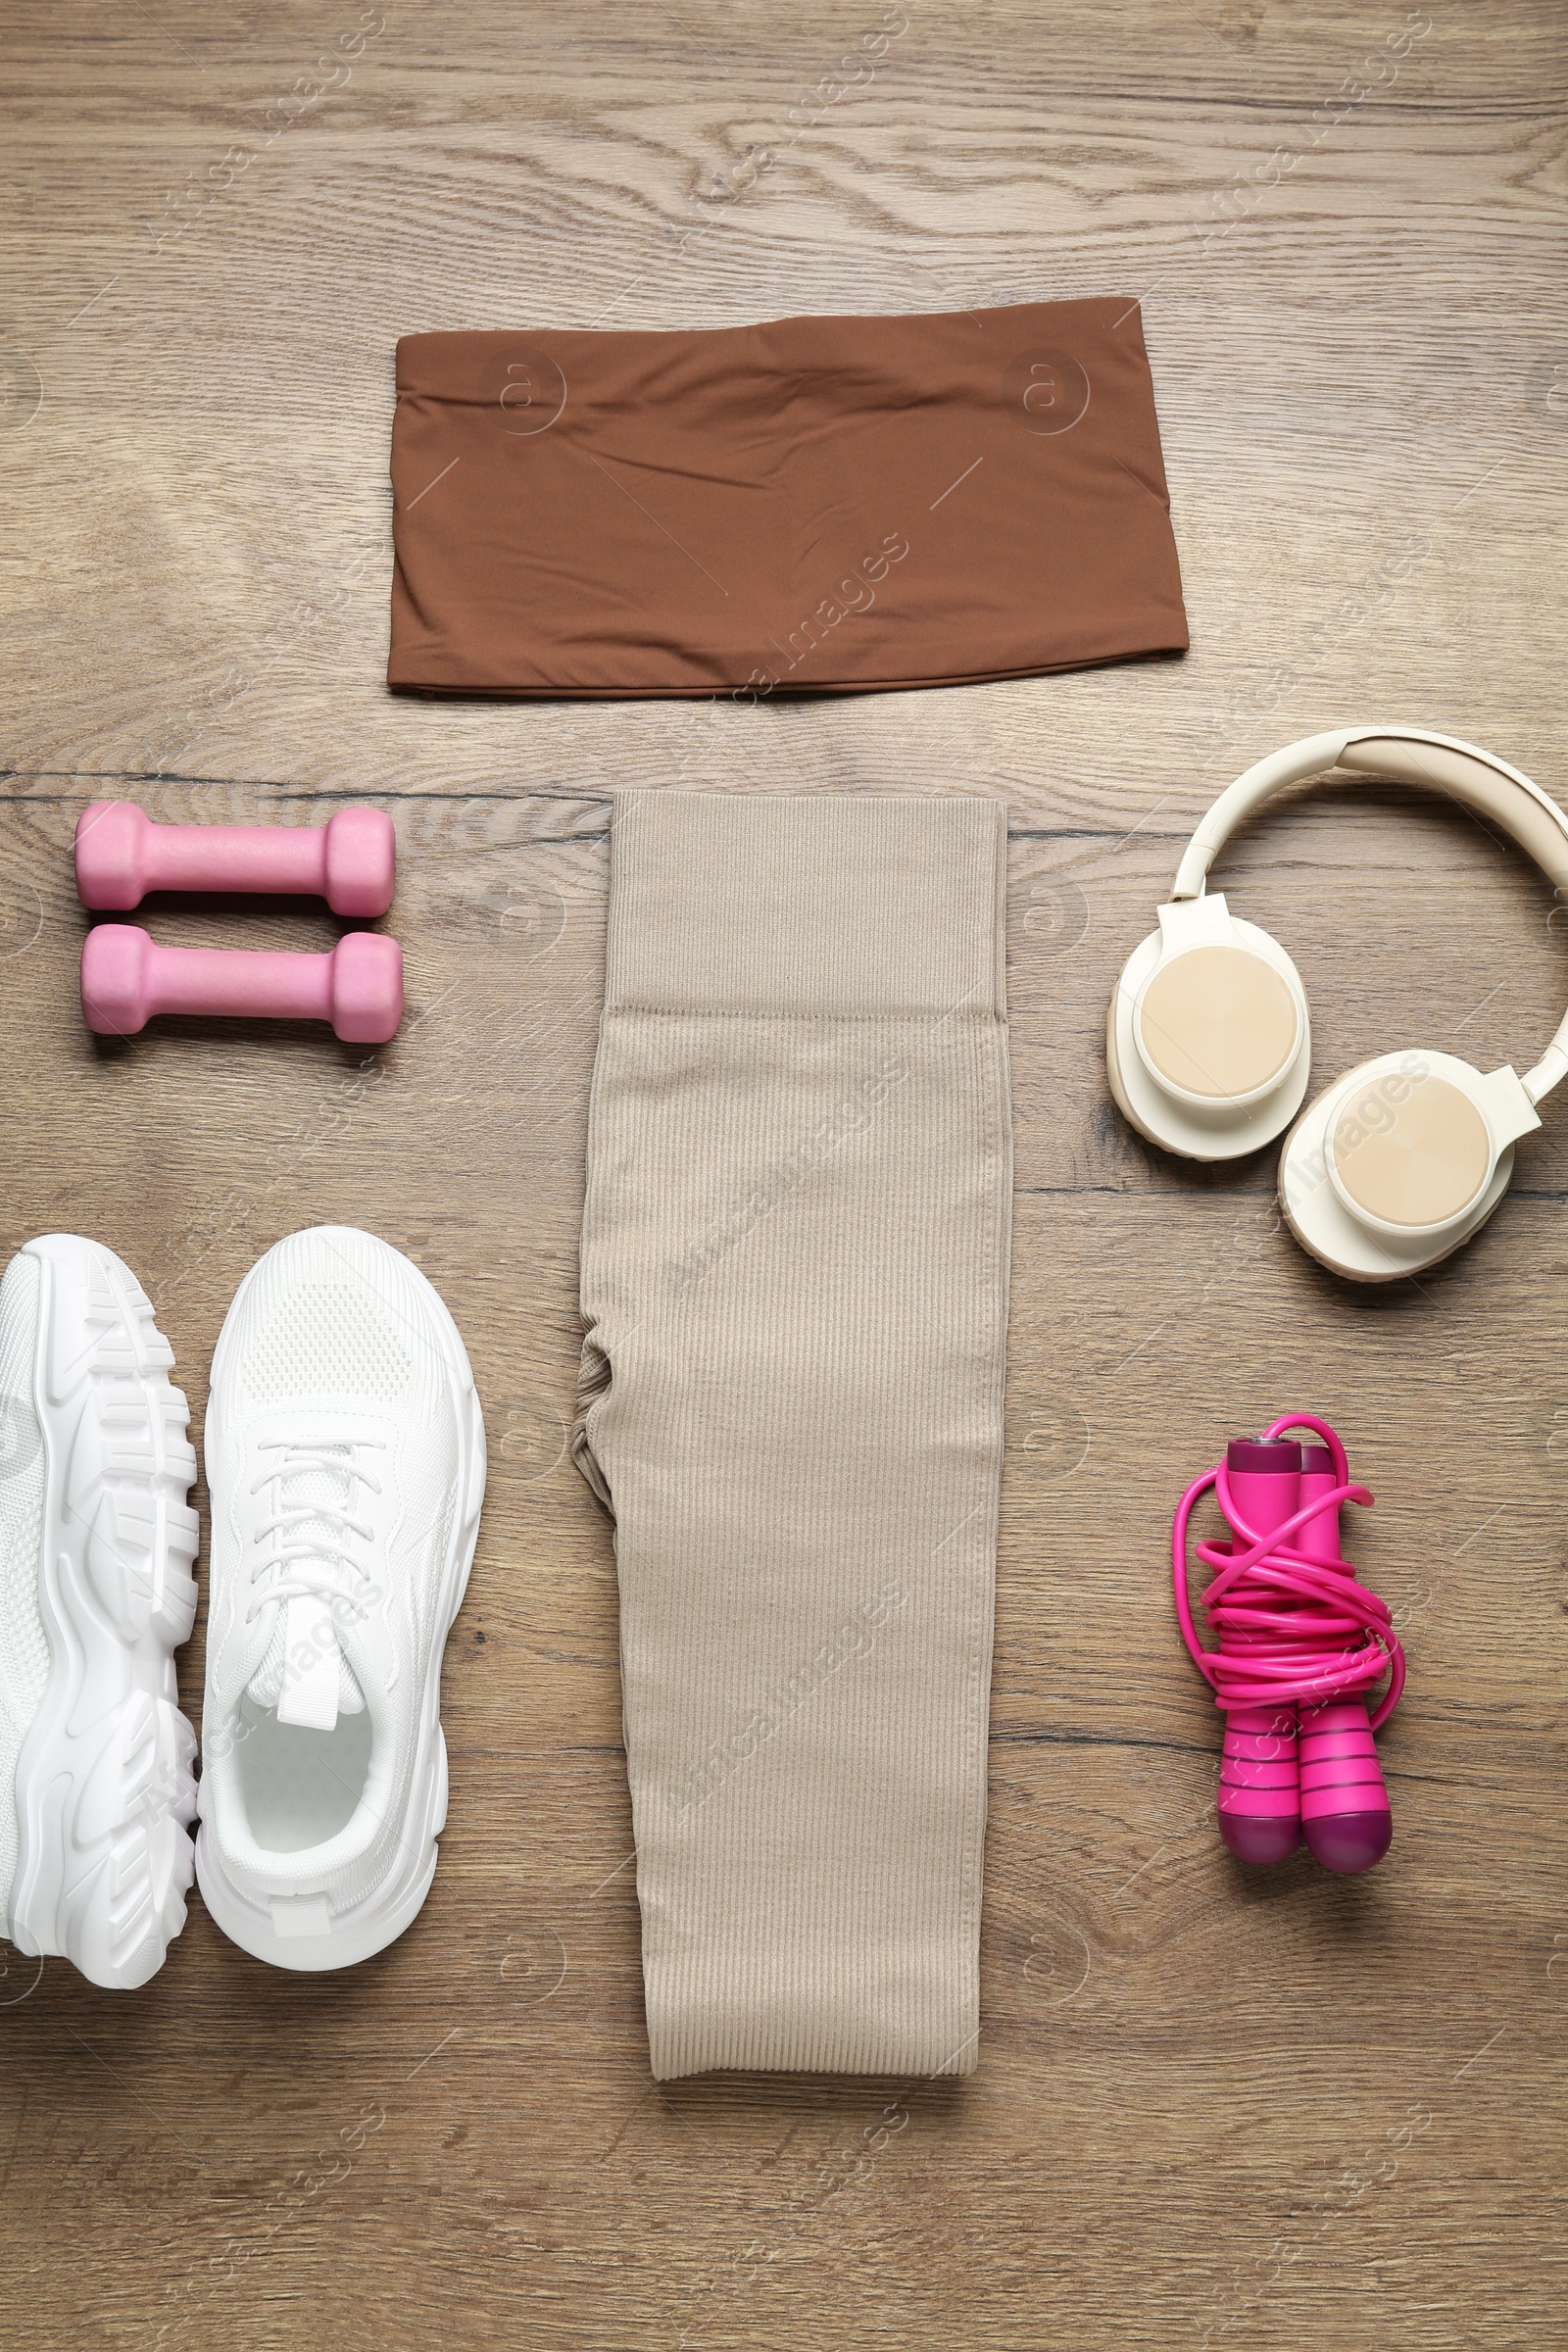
[195,1226,485,1971]
[0,1235,199,1989]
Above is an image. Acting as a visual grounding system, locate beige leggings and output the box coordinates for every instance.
[574,791,1011,2079]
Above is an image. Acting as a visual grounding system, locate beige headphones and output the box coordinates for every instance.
[1106,726,1568,1281]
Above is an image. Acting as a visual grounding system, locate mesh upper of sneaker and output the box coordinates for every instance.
[0,1250,48,1920]
[203,1228,460,1900]
[240,1276,417,1408]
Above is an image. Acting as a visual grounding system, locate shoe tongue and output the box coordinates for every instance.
[245,1445,370,1730]
[246,1594,367,1730]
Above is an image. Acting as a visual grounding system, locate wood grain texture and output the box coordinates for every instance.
[2,1,1567,2345]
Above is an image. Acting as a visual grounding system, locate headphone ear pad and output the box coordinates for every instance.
[1106,906,1311,1162]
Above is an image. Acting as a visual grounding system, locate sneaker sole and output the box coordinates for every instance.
[8,1236,200,1990]
[194,1232,487,1971]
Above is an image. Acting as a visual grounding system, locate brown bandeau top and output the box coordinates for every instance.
[388,299,1188,700]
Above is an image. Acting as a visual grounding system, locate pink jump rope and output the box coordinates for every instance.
[1173,1415,1404,1874]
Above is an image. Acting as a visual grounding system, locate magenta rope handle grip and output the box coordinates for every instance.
[80,924,403,1045]
[74,802,396,917]
[1173,1415,1404,1876]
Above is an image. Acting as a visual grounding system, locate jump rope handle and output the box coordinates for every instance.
[1295,1446,1394,1873]
[1216,1441,1303,1864]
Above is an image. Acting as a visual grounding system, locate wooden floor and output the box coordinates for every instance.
[3,2,1567,2345]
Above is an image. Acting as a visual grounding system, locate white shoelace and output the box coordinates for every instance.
[244,1437,386,1629]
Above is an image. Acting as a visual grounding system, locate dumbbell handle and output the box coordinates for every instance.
[81,925,403,1045]
[74,803,396,917]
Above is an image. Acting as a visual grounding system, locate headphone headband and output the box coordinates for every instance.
[1171,725,1568,902]
[1170,726,1568,1107]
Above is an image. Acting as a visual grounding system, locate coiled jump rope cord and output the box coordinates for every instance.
[1172,1411,1404,1875]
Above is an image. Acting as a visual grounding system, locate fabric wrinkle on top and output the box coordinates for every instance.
[388,299,1187,699]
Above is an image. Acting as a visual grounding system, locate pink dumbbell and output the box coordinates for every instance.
[74,803,396,917]
[81,924,403,1045]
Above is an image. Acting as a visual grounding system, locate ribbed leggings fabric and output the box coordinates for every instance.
[573,791,1011,2079]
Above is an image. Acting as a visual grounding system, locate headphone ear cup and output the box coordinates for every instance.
[1281,1050,1536,1280]
[1107,906,1310,1162]
[1105,939,1164,1140]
